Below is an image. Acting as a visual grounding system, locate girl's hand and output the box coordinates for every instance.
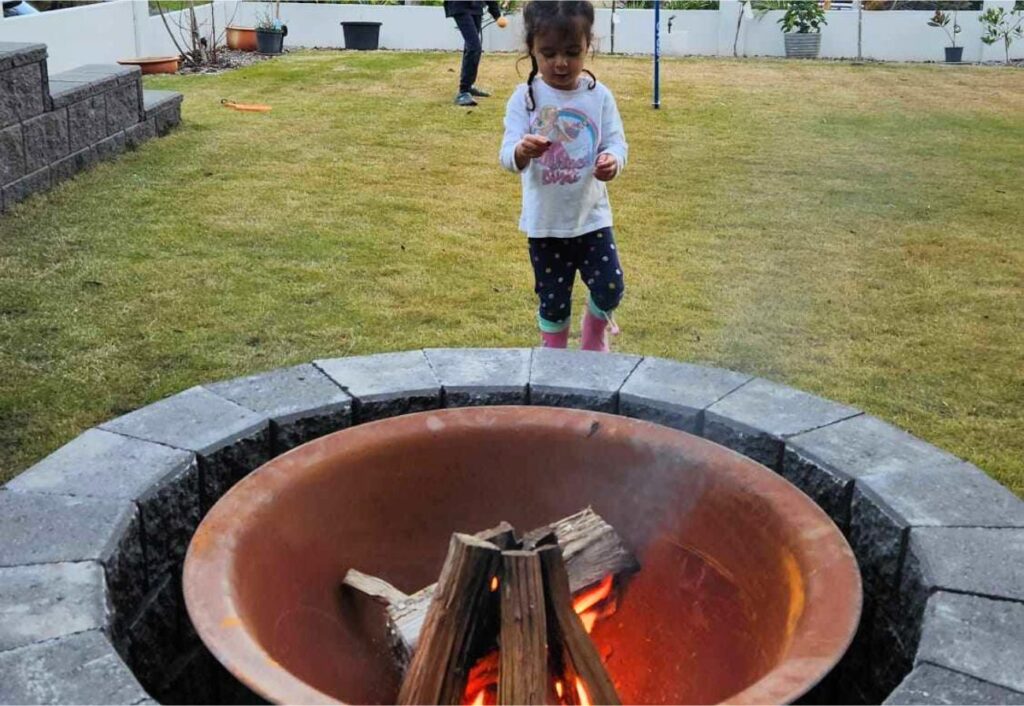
[515,135,552,168]
[594,153,618,181]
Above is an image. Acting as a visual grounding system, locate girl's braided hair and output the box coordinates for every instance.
[520,1,598,112]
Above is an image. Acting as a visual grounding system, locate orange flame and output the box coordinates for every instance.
[572,575,614,614]
[555,680,565,698]
[490,576,499,592]
[470,690,486,706]
[575,677,592,706]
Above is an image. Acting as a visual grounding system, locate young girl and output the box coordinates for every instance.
[499,0,628,352]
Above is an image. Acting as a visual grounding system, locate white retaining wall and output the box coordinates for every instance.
[0,0,1020,69]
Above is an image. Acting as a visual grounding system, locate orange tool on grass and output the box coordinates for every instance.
[221,99,272,113]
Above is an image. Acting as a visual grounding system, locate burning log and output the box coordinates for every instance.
[497,551,548,706]
[538,545,621,706]
[397,534,503,705]
[343,509,637,665]
[341,510,634,705]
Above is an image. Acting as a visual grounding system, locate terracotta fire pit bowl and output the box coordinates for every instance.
[184,406,861,705]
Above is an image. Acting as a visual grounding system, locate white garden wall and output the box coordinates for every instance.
[0,0,1019,70]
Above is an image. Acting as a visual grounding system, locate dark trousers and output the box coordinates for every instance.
[529,228,625,327]
[453,13,483,93]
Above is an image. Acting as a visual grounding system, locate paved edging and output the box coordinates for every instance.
[2,348,1022,704]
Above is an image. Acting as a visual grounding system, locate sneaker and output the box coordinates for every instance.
[468,85,491,98]
[453,91,478,107]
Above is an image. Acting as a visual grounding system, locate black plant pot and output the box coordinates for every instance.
[945,46,964,63]
[256,27,287,55]
[341,21,382,51]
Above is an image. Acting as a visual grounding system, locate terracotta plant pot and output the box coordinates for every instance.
[226,25,259,52]
[117,56,180,75]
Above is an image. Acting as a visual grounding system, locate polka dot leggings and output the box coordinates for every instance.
[529,227,625,331]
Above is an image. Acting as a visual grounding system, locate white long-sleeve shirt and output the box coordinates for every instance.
[499,78,628,239]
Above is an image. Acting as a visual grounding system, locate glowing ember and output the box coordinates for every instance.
[460,575,618,704]
[572,575,614,615]
[576,677,592,706]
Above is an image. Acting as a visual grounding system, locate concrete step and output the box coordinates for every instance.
[143,89,184,136]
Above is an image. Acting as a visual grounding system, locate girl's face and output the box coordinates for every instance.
[532,27,589,91]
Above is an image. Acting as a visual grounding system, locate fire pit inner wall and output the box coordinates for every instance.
[184,407,861,705]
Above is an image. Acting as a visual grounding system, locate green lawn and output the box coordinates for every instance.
[1,52,1021,496]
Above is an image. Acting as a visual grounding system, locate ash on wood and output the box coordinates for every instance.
[397,533,502,705]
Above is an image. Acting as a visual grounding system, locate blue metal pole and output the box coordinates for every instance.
[653,0,661,109]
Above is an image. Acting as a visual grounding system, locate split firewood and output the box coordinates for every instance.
[396,533,503,705]
[538,545,621,706]
[344,510,637,667]
[497,551,548,705]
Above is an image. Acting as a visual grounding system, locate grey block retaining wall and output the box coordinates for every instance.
[2,347,1023,705]
[0,43,183,215]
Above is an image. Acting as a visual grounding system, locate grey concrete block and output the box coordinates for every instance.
[23,109,69,173]
[152,643,219,705]
[50,145,97,184]
[2,166,50,208]
[703,378,861,470]
[869,605,916,699]
[63,64,140,85]
[0,42,47,73]
[105,83,141,135]
[99,385,269,456]
[900,527,1024,637]
[0,490,146,629]
[152,102,182,137]
[48,78,109,110]
[125,575,180,694]
[67,94,107,152]
[916,591,1024,694]
[206,363,353,454]
[8,428,200,584]
[850,463,1024,608]
[99,386,270,511]
[315,350,441,423]
[0,562,108,652]
[125,118,156,150]
[0,122,25,184]
[94,130,126,162]
[884,663,1024,705]
[529,348,642,412]
[143,89,183,116]
[424,347,532,407]
[618,357,751,434]
[783,414,972,533]
[0,61,45,128]
[0,630,149,705]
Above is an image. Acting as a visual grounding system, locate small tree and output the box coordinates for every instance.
[927,8,961,48]
[979,5,1024,65]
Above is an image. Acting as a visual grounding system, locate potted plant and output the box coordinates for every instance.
[340,21,383,51]
[778,1,827,59]
[256,9,288,55]
[927,8,962,63]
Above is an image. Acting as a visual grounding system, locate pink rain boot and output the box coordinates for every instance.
[580,307,619,352]
[540,328,569,348]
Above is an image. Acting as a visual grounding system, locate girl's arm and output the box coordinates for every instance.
[499,88,531,173]
[597,88,628,178]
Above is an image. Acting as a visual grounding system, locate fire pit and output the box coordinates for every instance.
[184,406,861,705]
